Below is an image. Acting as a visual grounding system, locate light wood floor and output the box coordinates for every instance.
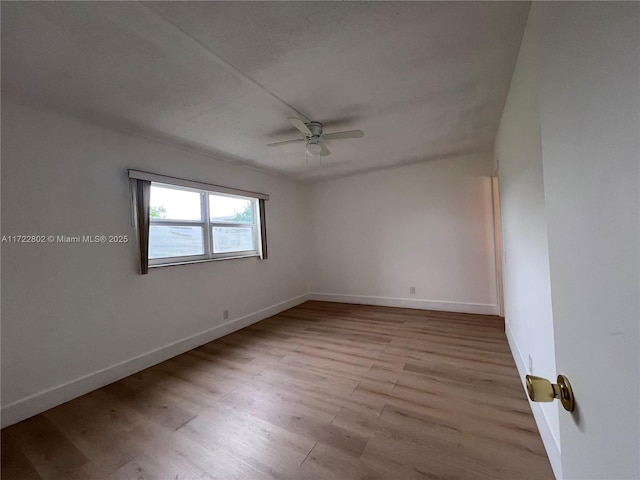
[1,301,554,479]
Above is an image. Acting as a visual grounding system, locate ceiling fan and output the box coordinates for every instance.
[267,118,364,157]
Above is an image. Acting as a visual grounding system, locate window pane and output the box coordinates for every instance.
[150,185,202,221]
[149,226,204,259]
[212,227,255,253]
[209,194,253,223]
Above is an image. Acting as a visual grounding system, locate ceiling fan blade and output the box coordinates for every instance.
[323,130,364,140]
[320,143,331,156]
[267,138,305,147]
[288,117,312,136]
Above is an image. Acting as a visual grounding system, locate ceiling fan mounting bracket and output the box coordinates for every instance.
[306,122,323,138]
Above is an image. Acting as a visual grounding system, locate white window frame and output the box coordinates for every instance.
[128,169,269,269]
[148,182,262,267]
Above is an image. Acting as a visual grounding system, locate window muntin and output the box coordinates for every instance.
[148,183,260,265]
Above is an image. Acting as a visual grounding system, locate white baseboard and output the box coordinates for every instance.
[506,324,562,480]
[0,294,309,428]
[308,292,499,316]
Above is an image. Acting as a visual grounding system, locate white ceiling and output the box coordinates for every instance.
[2,2,529,182]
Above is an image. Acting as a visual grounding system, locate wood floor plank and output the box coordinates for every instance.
[43,392,142,477]
[0,429,43,480]
[2,415,89,479]
[1,301,553,479]
[177,403,315,479]
[222,385,369,457]
[252,365,386,417]
[301,442,392,480]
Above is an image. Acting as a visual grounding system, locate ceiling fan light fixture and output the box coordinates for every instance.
[306,142,322,156]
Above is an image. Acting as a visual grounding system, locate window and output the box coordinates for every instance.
[128,169,268,273]
[148,183,261,265]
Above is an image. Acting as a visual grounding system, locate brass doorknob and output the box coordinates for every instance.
[525,374,575,412]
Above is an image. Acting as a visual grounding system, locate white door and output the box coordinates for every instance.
[534,3,639,479]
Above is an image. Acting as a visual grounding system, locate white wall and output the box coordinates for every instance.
[493,10,561,476]
[1,102,311,426]
[534,3,639,479]
[308,154,498,315]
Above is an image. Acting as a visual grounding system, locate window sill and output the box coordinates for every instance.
[149,254,261,269]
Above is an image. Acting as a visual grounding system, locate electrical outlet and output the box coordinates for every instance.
[409,286,416,295]
[223,309,229,320]
[528,354,533,374]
